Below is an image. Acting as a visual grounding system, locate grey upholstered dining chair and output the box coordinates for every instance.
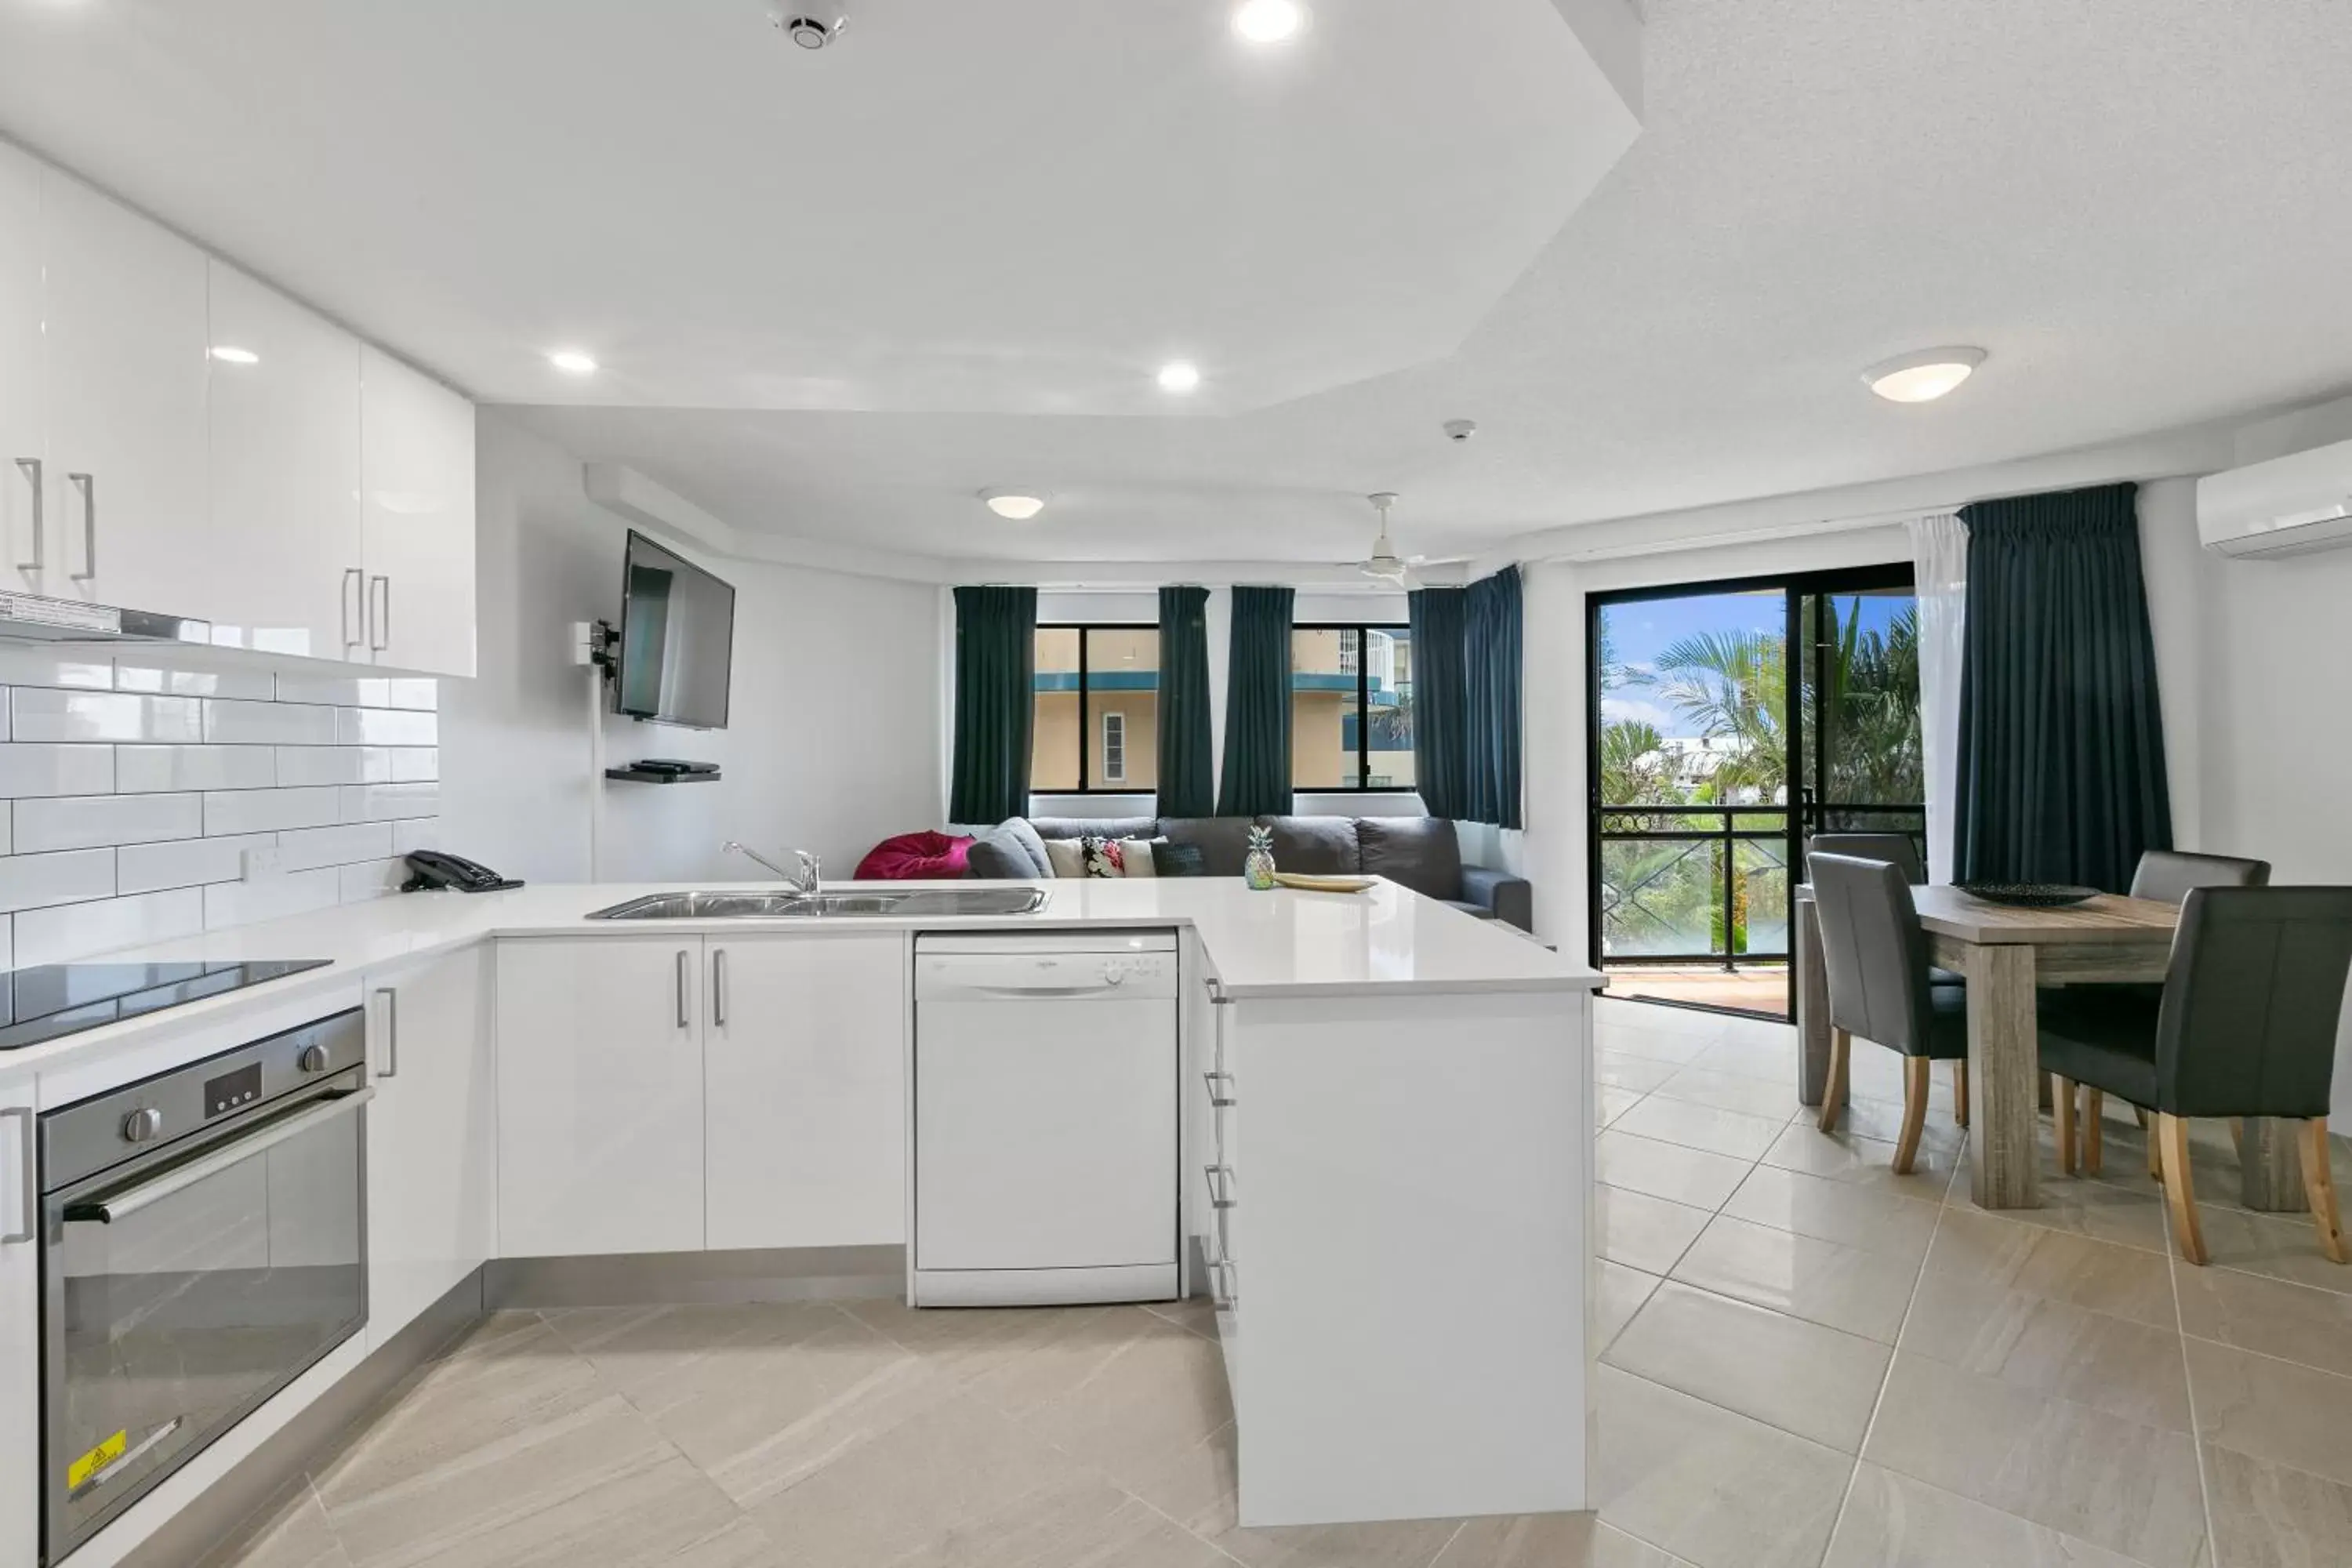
[1808,853,1973,1173]
[1806,832,1967,1120]
[2063,848,2274,1175]
[2037,885,2352,1265]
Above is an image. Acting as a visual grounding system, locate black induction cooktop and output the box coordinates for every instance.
[0,960,333,1052]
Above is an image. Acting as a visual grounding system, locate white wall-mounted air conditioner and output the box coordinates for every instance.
[2196,437,2352,559]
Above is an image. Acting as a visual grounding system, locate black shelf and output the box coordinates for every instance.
[604,768,721,785]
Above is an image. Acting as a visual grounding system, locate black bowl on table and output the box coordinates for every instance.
[1955,881,2101,908]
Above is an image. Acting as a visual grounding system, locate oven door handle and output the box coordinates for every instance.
[64,1087,375,1225]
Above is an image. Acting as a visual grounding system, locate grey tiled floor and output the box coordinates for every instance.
[216,998,2352,1568]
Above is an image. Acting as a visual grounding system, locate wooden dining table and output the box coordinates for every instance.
[1792,883,2311,1212]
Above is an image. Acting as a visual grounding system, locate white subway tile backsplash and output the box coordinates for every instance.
[204,786,342,836]
[338,858,407,902]
[117,833,273,895]
[17,888,204,965]
[0,653,438,955]
[116,744,277,793]
[278,822,394,873]
[11,689,203,743]
[0,647,112,691]
[274,674,437,711]
[203,868,340,931]
[337,708,437,747]
[205,699,339,746]
[13,793,201,854]
[341,782,438,822]
[0,848,118,913]
[116,663,275,700]
[0,744,114,798]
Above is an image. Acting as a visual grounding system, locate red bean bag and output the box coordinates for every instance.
[855,830,975,881]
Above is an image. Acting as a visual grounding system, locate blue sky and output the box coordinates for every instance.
[1600,589,1910,741]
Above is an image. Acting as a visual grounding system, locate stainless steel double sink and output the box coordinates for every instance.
[586,887,1048,921]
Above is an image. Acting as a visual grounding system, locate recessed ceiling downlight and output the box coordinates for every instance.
[1232,0,1308,43]
[981,489,1045,521]
[547,350,599,376]
[1864,347,1986,404]
[1156,361,1203,394]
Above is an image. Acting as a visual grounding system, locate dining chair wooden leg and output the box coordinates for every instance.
[2054,1074,2078,1175]
[2082,1089,2103,1175]
[2134,1105,2148,1130]
[1954,1059,1970,1129]
[1819,1028,1849,1134]
[2302,1118,2346,1265]
[2156,1112,2208,1265]
[2147,1113,2163,1181]
[1893,1057,1931,1175]
[2230,1117,2245,1155]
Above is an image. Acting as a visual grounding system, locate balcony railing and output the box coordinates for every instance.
[1597,803,1925,968]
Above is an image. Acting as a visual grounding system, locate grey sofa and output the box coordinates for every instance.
[967,813,1533,931]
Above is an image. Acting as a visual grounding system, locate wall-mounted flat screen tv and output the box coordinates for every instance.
[615,529,735,729]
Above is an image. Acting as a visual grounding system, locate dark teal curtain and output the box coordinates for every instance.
[947,585,1037,824]
[1408,587,1469,818]
[1954,483,2172,890]
[1156,585,1214,818]
[1462,566,1523,829]
[1217,586,1294,817]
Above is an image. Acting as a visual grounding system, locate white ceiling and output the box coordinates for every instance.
[6,0,2352,568]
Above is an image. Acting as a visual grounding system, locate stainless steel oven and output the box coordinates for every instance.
[38,1011,368,1562]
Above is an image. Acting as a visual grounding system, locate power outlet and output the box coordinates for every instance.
[241,846,284,881]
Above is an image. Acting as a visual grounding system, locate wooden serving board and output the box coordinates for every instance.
[1272,873,1376,895]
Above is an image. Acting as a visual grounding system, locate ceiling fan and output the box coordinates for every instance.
[1353,492,1425,585]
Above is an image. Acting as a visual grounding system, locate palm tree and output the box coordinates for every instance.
[1646,629,1788,804]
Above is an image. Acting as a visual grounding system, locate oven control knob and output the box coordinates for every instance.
[121,1107,163,1144]
[298,1044,329,1074]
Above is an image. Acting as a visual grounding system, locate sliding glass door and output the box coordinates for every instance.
[1588,565,1920,1018]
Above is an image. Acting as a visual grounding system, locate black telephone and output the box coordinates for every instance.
[402,851,524,895]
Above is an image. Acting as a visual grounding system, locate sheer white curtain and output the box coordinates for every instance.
[1910,512,1969,884]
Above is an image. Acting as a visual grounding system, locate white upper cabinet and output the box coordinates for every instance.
[0,144,41,601]
[361,346,476,677]
[705,932,908,1250]
[38,169,211,615]
[205,260,364,659]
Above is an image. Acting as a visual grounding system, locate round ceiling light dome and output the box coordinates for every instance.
[1232,0,1308,44]
[1156,361,1203,394]
[1864,347,1986,403]
[547,349,599,376]
[980,489,1045,521]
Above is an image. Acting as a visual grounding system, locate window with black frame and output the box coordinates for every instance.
[1290,622,1415,790]
[1031,625,1159,792]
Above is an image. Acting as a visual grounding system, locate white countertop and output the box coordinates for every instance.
[0,877,1599,1083]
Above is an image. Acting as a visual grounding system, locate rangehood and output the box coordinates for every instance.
[0,589,209,644]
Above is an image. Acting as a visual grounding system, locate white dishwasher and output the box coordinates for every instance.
[913,929,1179,1306]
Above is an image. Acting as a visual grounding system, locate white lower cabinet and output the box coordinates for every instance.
[1,1085,35,1568]
[364,945,495,1348]
[705,932,907,1250]
[495,938,706,1258]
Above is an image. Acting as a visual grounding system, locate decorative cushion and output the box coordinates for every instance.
[1119,837,1161,877]
[1356,817,1463,902]
[1080,836,1126,877]
[1156,818,1258,877]
[1263,815,1362,877]
[994,817,1054,877]
[1029,816,1158,844]
[1152,841,1209,877]
[854,830,973,881]
[967,831,1044,880]
[1042,837,1088,878]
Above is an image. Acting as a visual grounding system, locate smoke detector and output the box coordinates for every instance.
[766,2,848,47]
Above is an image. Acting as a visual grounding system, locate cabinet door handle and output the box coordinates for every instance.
[2,1105,33,1246]
[12,458,41,574]
[368,574,391,653]
[676,949,692,1030]
[712,948,728,1028]
[342,567,365,655]
[67,471,95,583]
[374,986,399,1079]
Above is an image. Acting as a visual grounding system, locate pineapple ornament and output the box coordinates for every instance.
[1243,825,1277,891]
